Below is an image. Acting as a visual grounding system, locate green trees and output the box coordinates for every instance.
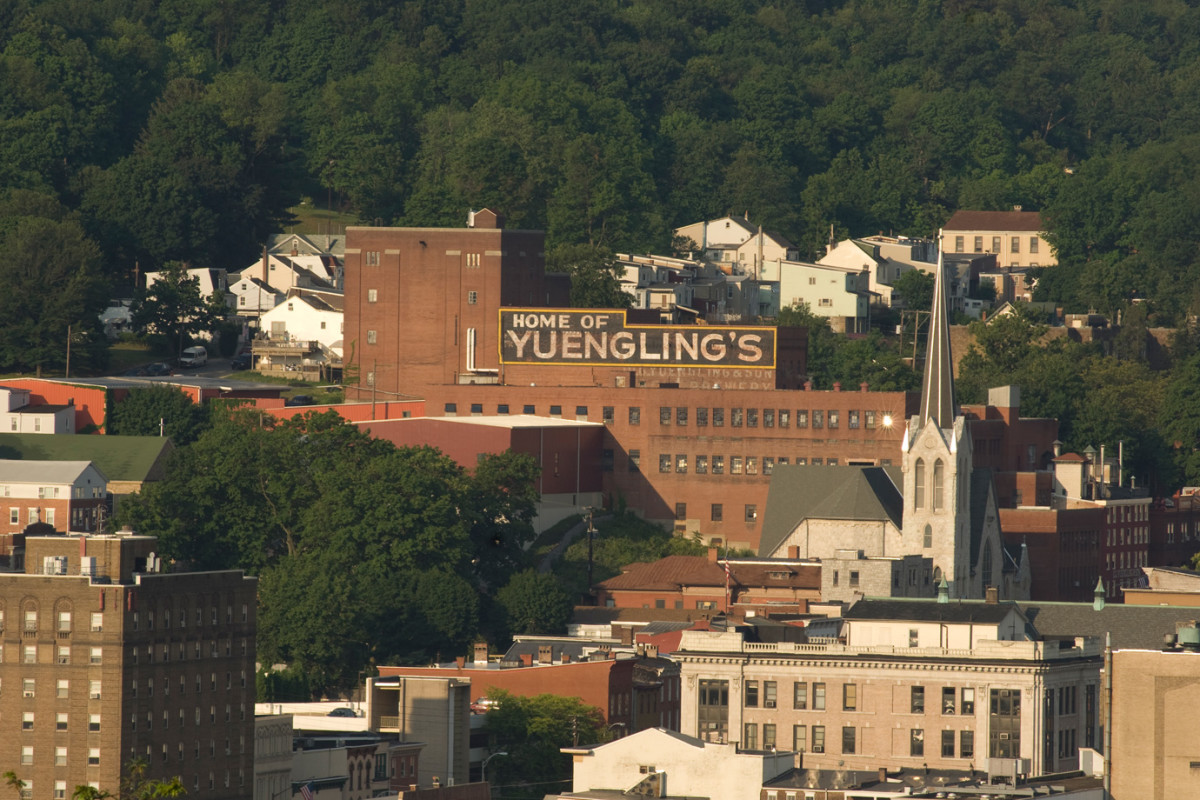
[497,570,572,636]
[548,245,631,309]
[0,214,108,375]
[107,385,211,443]
[117,410,543,695]
[484,691,607,800]
[131,262,225,355]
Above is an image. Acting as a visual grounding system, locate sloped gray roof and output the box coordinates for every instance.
[968,467,994,569]
[1020,601,1199,651]
[845,596,1022,625]
[758,465,903,556]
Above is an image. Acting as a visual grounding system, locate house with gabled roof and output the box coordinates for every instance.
[675,215,799,279]
[943,209,1056,269]
[254,288,344,375]
[0,433,172,499]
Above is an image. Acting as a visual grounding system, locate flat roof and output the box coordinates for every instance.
[369,414,603,429]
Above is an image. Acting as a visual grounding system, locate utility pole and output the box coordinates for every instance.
[585,507,596,590]
[65,324,71,378]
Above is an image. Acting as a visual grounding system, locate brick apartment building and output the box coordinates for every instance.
[343,212,918,550]
[0,530,257,800]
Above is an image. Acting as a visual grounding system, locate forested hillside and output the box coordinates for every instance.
[7,0,1200,321]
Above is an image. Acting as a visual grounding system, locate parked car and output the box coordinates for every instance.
[145,362,173,376]
[284,395,314,407]
[326,707,357,718]
[178,345,208,367]
[230,353,251,371]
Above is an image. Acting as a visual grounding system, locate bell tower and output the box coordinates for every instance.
[901,235,976,596]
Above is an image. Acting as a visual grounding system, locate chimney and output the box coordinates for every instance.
[260,246,269,283]
[561,653,571,663]
[833,382,842,392]
[707,547,720,563]
[454,656,465,669]
[860,382,869,392]
[787,546,800,559]
[804,380,813,391]
[878,767,887,784]
[985,586,999,604]
[644,644,659,659]
[519,653,533,667]
[473,642,489,665]
[537,645,553,664]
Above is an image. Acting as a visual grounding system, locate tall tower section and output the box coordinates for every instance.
[901,238,976,596]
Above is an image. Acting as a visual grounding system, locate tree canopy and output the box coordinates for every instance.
[116,409,543,694]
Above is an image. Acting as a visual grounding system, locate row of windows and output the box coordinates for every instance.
[2,602,253,634]
[6,645,104,665]
[132,605,250,630]
[745,724,975,759]
[14,678,103,698]
[21,711,102,731]
[655,406,883,430]
[674,503,756,523]
[440,403,894,431]
[128,638,248,665]
[637,452,871,476]
[1107,550,1146,572]
[745,681,977,715]
[128,671,249,698]
[129,704,247,729]
[953,235,1040,254]
[19,745,102,767]
[3,610,105,633]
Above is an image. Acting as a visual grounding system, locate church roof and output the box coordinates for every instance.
[758,465,903,556]
[968,467,994,570]
[919,243,956,429]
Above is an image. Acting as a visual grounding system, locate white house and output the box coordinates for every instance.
[254,289,344,372]
[237,253,341,296]
[229,275,284,318]
[144,267,233,308]
[0,387,74,434]
[675,216,799,279]
[776,260,870,332]
[817,236,937,307]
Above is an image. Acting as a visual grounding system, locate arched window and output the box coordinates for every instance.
[923,524,933,548]
[932,459,945,512]
[982,545,994,588]
[914,459,926,510]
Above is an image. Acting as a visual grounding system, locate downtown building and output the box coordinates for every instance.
[0,530,257,800]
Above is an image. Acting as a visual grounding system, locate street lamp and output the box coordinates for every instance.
[481,751,508,794]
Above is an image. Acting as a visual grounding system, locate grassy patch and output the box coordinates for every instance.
[105,341,154,374]
[529,514,583,559]
[285,202,361,234]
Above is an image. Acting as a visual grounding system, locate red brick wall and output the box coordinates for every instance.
[378,659,628,724]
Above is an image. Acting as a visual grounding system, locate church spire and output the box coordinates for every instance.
[919,231,956,429]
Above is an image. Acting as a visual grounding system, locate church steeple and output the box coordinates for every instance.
[919,231,956,429]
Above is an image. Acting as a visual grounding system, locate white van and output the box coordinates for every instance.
[179,346,208,367]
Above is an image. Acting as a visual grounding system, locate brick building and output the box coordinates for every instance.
[0,461,108,562]
[343,213,917,550]
[0,530,257,800]
[593,550,821,615]
[375,639,680,736]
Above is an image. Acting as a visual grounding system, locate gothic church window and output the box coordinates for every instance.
[914,459,925,509]
[932,459,945,512]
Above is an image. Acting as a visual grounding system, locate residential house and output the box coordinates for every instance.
[0,459,108,541]
[775,260,870,333]
[0,433,172,514]
[943,210,1056,269]
[816,235,937,308]
[236,253,341,298]
[229,275,284,319]
[0,386,75,434]
[144,267,233,307]
[253,289,344,376]
[675,216,799,279]
[268,232,345,260]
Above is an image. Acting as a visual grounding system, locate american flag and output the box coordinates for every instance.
[300,782,315,800]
